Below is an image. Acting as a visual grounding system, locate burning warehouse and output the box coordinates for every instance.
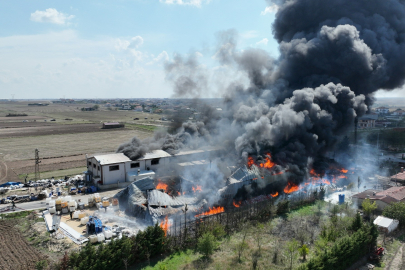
[85,0,405,231]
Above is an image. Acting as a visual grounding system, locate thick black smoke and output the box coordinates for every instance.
[271,0,405,104]
[119,0,405,179]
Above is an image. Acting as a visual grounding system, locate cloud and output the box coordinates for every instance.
[256,38,269,45]
[0,31,171,99]
[261,4,279,15]
[115,36,145,61]
[159,0,211,8]
[240,30,258,39]
[30,8,74,25]
[147,51,170,65]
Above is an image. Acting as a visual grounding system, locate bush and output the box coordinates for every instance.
[197,232,217,258]
[298,223,378,270]
[383,202,405,226]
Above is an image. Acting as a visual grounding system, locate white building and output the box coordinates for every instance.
[87,150,171,188]
[375,107,390,114]
[373,216,399,234]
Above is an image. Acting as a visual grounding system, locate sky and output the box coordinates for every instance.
[0,0,402,99]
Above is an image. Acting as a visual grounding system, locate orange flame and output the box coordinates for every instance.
[273,171,284,175]
[284,182,301,194]
[192,185,202,193]
[270,191,279,197]
[247,157,254,168]
[340,168,348,174]
[322,179,331,185]
[156,179,168,191]
[195,206,225,218]
[160,216,170,236]
[233,200,241,207]
[338,175,347,179]
[259,155,275,169]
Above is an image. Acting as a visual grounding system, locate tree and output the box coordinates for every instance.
[253,222,264,254]
[235,227,249,262]
[383,201,405,226]
[285,239,299,270]
[362,198,377,218]
[350,212,363,232]
[298,244,309,261]
[197,232,217,258]
[92,105,99,110]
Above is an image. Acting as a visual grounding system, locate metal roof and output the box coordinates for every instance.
[93,153,131,165]
[133,177,155,191]
[147,190,198,206]
[136,150,172,160]
[374,216,398,228]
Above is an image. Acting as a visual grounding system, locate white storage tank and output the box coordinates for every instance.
[81,216,89,225]
[73,211,79,219]
[46,198,51,205]
[97,233,105,242]
[49,200,55,208]
[104,230,112,239]
[89,235,98,244]
[68,200,76,207]
[49,207,56,214]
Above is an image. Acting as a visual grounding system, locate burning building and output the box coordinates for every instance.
[106,0,405,227]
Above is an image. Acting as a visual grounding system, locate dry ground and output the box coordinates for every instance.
[0,219,46,270]
[0,101,166,184]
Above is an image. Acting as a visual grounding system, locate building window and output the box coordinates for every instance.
[109,165,119,171]
[131,162,140,168]
[93,164,96,169]
[98,166,100,171]
[88,161,92,166]
[151,158,160,165]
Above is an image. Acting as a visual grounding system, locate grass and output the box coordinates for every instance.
[0,210,33,220]
[126,123,161,132]
[132,250,199,270]
[0,129,152,161]
[18,166,87,180]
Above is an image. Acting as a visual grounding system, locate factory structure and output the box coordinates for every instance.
[86,148,220,189]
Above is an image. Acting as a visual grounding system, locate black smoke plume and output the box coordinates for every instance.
[119,0,405,182]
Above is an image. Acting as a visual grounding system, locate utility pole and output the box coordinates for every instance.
[377,131,380,149]
[34,149,41,181]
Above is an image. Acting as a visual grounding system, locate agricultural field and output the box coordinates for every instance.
[0,218,46,270]
[0,101,165,184]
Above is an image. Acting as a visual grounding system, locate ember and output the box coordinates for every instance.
[195,206,225,218]
[284,182,301,194]
[192,185,202,193]
[233,200,241,207]
[270,191,279,197]
[340,168,348,174]
[160,216,170,236]
[156,180,168,192]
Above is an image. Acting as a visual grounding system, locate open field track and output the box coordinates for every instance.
[0,129,152,161]
[0,123,125,138]
[0,129,152,184]
[0,220,46,270]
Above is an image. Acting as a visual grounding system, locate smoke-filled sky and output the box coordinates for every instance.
[1,0,404,99]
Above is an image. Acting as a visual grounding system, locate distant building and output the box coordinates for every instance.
[352,186,405,211]
[358,116,375,128]
[102,122,125,129]
[392,109,405,116]
[134,106,143,112]
[375,107,390,114]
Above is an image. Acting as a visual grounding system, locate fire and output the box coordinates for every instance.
[322,179,331,185]
[284,182,301,194]
[273,171,284,175]
[340,168,348,174]
[259,155,275,169]
[270,191,279,197]
[192,185,202,193]
[233,200,241,207]
[160,216,170,236]
[247,157,254,168]
[338,175,347,179]
[195,206,225,218]
[156,179,168,191]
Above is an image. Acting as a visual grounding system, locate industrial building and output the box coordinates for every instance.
[86,148,220,189]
